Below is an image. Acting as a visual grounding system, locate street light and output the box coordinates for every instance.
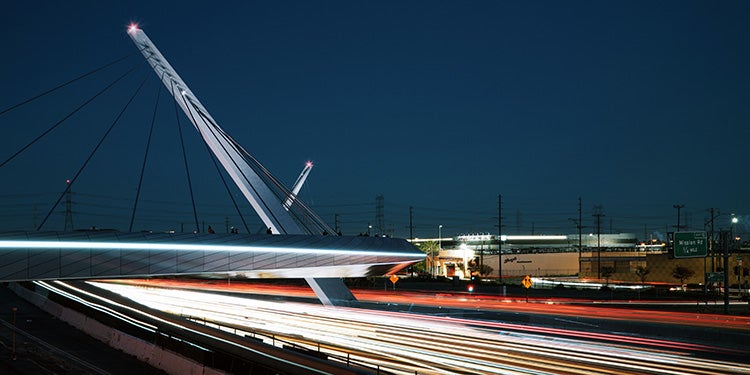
[438,225,442,249]
[732,217,742,285]
[724,214,738,314]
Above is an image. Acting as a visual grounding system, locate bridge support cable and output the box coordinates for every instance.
[166,80,277,235]
[173,83,259,235]
[201,141,251,234]
[0,52,138,117]
[185,106,295,235]
[129,82,164,232]
[171,81,200,233]
[38,75,150,231]
[196,112,337,236]
[216,132,334,234]
[0,68,137,169]
[201,113,333,236]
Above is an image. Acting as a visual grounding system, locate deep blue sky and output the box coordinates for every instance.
[1,1,748,239]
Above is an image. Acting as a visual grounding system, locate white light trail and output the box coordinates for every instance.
[90,282,748,375]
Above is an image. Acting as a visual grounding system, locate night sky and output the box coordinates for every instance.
[1,2,748,240]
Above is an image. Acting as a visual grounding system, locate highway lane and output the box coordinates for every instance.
[113,278,750,331]
[91,281,750,375]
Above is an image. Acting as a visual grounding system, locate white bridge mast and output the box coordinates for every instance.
[285,161,313,210]
[127,25,303,235]
[127,25,355,305]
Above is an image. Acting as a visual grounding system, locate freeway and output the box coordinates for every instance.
[25,280,373,375]
[91,280,750,375]
[113,278,750,332]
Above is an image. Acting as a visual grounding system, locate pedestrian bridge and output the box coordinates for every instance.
[1,25,426,305]
[0,231,423,282]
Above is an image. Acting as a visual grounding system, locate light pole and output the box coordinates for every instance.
[732,216,741,285]
[724,215,738,314]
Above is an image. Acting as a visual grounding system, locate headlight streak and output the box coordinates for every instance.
[90,282,749,375]
[120,286,732,374]
[91,284,451,373]
[44,281,339,375]
[92,283,538,374]
[34,281,158,333]
[362,308,749,374]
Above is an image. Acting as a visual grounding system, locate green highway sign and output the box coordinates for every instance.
[674,231,707,258]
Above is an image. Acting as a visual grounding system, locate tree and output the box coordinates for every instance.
[672,266,695,285]
[410,259,427,274]
[417,240,439,254]
[418,241,440,277]
[478,264,494,277]
[634,266,650,284]
[601,266,615,285]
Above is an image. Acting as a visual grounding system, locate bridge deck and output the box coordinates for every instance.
[0,231,424,282]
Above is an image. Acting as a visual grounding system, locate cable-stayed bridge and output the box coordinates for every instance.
[0,25,424,305]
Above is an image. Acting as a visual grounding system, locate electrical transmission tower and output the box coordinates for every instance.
[375,194,384,236]
[593,205,605,279]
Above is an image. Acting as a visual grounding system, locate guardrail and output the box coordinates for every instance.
[184,314,402,374]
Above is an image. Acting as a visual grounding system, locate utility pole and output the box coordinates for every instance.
[577,197,583,273]
[705,208,718,272]
[723,230,730,314]
[673,204,685,232]
[593,205,605,279]
[334,214,340,235]
[408,206,414,240]
[497,194,502,284]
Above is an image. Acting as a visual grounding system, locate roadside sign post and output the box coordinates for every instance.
[389,275,399,291]
[674,231,709,293]
[522,275,532,302]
